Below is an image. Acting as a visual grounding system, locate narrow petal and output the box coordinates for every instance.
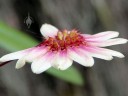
[40,24,59,38]
[92,47,125,58]
[31,52,54,74]
[15,47,46,68]
[58,59,73,70]
[53,51,73,70]
[88,38,128,47]
[25,46,48,62]
[68,47,94,67]
[78,48,94,66]
[0,48,32,62]
[15,57,26,69]
[31,59,51,74]
[84,31,119,41]
[93,31,119,38]
[80,46,113,60]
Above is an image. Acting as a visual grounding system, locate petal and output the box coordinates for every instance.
[15,57,26,69]
[53,51,73,70]
[84,31,119,41]
[58,58,73,70]
[0,48,32,62]
[31,52,54,74]
[92,47,125,58]
[78,48,94,66]
[40,24,59,38]
[68,47,94,67]
[80,46,113,60]
[25,46,48,62]
[93,31,119,38]
[15,46,46,69]
[88,38,128,47]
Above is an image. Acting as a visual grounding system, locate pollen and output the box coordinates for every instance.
[43,30,85,51]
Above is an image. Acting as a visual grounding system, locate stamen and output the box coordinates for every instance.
[57,32,63,40]
[41,30,85,51]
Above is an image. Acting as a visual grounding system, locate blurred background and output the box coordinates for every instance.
[0,0,128,96]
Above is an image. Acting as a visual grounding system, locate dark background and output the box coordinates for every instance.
[0,0,128,96]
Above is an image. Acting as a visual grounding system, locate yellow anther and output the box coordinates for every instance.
[57,32,63,40]
[69,31,77,38]
[63,30,68,39]
[65,36,71,45]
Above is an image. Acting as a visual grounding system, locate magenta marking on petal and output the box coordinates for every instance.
[68,47,84,57]
[32,46,46,53]
[38,51,55,61]
[80,46,102,53]
[59,50,67,56]
[80,46,104,56]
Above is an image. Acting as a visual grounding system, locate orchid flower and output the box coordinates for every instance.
[0,24,127,74]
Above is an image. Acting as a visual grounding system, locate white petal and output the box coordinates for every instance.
[81,46,113,60]
[88,38,128,47]
[15,57,26,69]
[68,47,94,67]
[31,59,51,74]
[58,59,73,70]
[93,47,125,58]
[0,48,32,62]
[78,49,94,67]
[93,31,119,37]
[85,31,119,41]
[53,51,73,70]
[31,52,54,74]
[40,24,59,38]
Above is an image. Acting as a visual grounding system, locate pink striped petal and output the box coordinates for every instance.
[53,51,73,70]
[25,46,48,62]
[40,24,59,38]
[81,46,113,60]
[68,47,94,67]
[0,48,33,62]
[31,52,54,74]
[15,46,49,69]
[84,31,119,41]
[88,38,128,47]
[91,47,124,58]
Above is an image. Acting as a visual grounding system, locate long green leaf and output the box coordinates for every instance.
[48,67,83,85]
[0,21,84,85]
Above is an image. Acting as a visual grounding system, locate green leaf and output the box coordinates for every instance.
[0,22,37,51]
[47,67,83,85]
[0,21,84,85]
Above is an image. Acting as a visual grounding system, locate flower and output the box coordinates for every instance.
[0,24,127,74]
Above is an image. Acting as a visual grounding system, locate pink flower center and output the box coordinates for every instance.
[39,30,86,51]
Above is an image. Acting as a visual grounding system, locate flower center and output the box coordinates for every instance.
[40,30,85,51]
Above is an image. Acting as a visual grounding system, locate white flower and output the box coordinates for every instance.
[0,24,127,74]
